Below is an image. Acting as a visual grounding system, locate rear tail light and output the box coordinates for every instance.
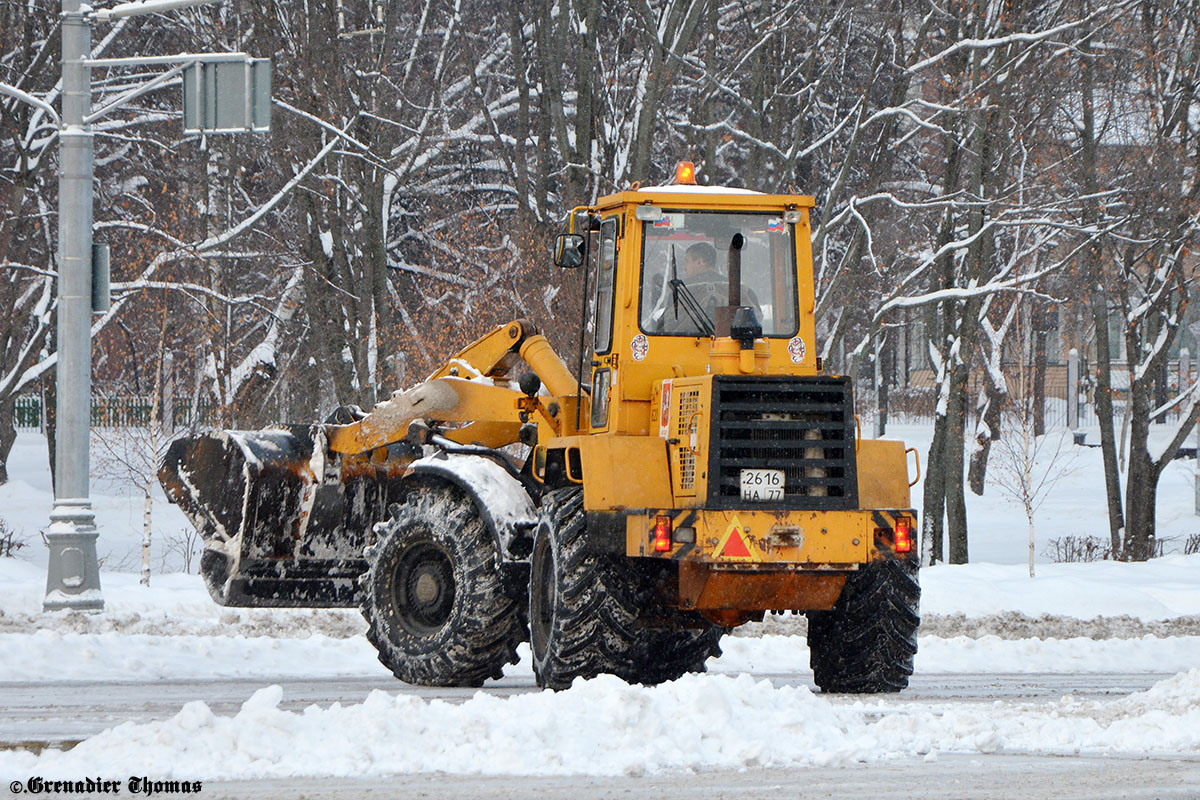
[894,516,913,554]
[653,515,672,552]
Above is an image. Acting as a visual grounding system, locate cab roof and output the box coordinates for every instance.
[594,184,816,211]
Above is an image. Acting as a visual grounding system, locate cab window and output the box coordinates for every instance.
[593,217,618,353]
[639,211,798,337]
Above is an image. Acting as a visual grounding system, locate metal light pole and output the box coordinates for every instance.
[41,0,269,612]
[44,0,103,612]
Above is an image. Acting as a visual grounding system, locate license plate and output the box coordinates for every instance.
[740,468,785,501]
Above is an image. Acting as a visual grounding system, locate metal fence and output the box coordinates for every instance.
[12,394,214,430]
[860,359,1189,430]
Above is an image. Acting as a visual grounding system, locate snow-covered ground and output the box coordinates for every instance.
[3,555,1200,683]
[1,427,1199,780]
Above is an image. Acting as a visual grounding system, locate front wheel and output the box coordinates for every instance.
[360,481,525,686]
[806,560,919,693]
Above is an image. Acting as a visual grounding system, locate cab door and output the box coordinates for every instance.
[589,216,619,431]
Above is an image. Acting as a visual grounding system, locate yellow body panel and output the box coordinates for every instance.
[545,434,675,510]
[856,440,912,509]
[624,508,876,565]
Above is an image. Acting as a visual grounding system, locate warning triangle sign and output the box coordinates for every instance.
[714,515,759,562]
[720,531,753,559]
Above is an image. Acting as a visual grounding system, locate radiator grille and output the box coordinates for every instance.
[706,376,858,510]
[676,388,700,491]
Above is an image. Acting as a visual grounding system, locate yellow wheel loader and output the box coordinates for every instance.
[160,163,920,692]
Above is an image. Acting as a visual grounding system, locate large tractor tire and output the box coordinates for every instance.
[806,559,920,693]
[360,480,525,687]
[529,487,722,689]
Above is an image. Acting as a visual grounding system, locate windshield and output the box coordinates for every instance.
[639,211,799,337]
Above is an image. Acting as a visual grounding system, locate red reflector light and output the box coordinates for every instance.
[654,515,672,552]
[894,517,913,554]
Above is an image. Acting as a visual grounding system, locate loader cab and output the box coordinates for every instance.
[561,175,820,440]
[636,207,800,339]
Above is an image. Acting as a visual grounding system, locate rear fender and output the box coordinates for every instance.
[405,453,537,564]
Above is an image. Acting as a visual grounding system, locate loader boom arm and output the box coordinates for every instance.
[326,319,580,455]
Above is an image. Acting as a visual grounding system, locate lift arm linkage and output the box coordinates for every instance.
[326,320,579,455]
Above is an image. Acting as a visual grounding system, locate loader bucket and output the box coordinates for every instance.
[159,426,367,608]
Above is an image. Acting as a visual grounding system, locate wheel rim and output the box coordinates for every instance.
[391,540,455,636]
[529,532,555,659]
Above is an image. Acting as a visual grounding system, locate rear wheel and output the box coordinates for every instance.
[806,560,920,693]
[529,488,722,689]
[632,626,724,685]
[360,481,525,686]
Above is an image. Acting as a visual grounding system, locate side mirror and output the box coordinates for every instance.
[553,233,586,268]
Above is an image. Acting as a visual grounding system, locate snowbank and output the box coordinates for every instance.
[3,670,1199,780]
[0,630,382,682]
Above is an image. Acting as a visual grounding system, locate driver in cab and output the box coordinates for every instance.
[651,242,756,335]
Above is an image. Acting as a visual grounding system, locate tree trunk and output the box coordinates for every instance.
[1079,34,1124,555]
[44,375,57,491]
[967,379,1002,495]
[875,333,890,436]
[945,358,971,564]
[700,0,718,173]
[569,0,601,205]
[941,27,991,562]
[141,486,153,586]
[1123,373,1160,560]
[1033,312,1048,436]
[922,413,948,565]
[509,4,533,219]
[0,399,14,486]
[1155,360,1169,425]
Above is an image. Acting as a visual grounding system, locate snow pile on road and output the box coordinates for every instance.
[3,670,1199,780]
[915,611,1200,640]
[878,668,1200,757]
